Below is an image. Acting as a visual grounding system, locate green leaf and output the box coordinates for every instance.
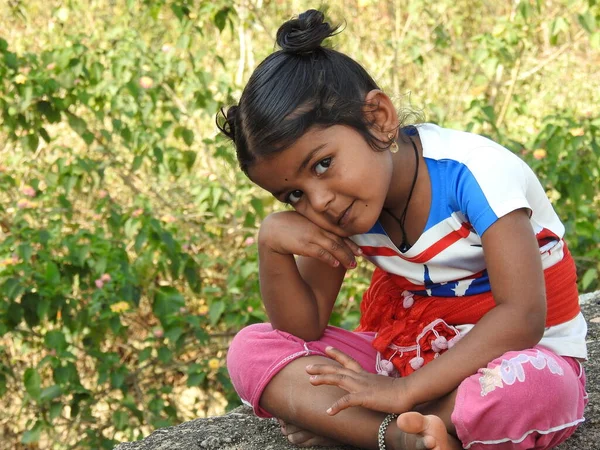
[21,421,42,444]
[110,370,125,389]
[153,287,185,319]
[24,368,42,401]
[37,100,61,123]
[214,7,230,32]
[138,347,152,362]
[181,128,194,146]
[581,268,597,291]
[21,293,41,327]
[40,384,62,402]
[0,372,7,397]
[113,410,129,430]
[577,12,596,34]
[183,150,196,170]
[45,261,61,285]
[67,114,87,135]
[49,402,63,421]
[23,134,39,152]
[250,197,265,218]
[6,301,23,328]
[187,371,206,387]
[157,346,172,363]
[2,278,24,300]
[209,300,225,326]
[45,330,67,352]
[184,260,201,293]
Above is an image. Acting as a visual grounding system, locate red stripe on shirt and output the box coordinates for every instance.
[403,222,472,263]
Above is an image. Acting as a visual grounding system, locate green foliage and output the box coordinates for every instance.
[0,0,598,448]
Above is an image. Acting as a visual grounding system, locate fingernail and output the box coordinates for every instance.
[306,364,312,370]
[310,375,317,380]
[349,260,357,268]
[326,407,332,414]
[357,248,363,255]
[325,346,333,351]
[333,260,340,267]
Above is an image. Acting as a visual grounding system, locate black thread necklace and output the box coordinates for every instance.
[383,137,419,253]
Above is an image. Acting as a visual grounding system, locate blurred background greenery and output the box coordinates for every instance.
[0,0,598,448]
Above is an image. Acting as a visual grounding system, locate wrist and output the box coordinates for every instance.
[257,212,291,255]
[391,376,416,413]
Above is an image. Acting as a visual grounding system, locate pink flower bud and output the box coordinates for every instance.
[153,329,164,338]
[17,199,31,209]
[139,76,154,89]
[244,237,255,247]
[101,273,111,283]
[95,279,104,289]
[21,185,36,197]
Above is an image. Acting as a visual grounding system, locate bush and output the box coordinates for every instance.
[0,0,598,448]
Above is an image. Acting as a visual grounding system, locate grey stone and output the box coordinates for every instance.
[115,291,600,450]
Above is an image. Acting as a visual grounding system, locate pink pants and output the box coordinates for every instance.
[227,323,587,450]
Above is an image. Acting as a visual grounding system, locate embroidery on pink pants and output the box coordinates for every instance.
[479,350,564,397]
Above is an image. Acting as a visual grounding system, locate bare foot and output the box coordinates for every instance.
[277,419,342,447]
[395,412,454,450]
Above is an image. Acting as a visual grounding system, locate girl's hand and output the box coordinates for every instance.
[259,211,362,270]
[306,347,414,415]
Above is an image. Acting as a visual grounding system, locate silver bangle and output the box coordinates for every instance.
[378,413,398,450]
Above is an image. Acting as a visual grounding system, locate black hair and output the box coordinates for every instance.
[216,9,399,175]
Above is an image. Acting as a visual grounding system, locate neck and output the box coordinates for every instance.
[384,138,420,215]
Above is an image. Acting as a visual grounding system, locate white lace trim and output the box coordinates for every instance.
[463,418,586,449]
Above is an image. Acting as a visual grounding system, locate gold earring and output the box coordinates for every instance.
[388,133,398,153]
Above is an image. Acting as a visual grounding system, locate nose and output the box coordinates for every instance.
[309,186,334,213]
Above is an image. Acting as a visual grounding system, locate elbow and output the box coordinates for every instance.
[523,307,546,347]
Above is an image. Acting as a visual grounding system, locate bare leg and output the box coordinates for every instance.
[260,356,461,450]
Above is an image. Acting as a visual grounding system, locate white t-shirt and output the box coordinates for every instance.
[351,124,587,359]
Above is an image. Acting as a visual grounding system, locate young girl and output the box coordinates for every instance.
[219,10,588,450]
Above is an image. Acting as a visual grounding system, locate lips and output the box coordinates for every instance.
[337,202,354,227]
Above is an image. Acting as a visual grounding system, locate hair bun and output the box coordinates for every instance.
[216,105,238,143]
[276,9,337,54]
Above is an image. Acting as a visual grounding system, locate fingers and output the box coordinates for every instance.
[306,347,363,375]
[307,234,358,269]
[343,237,364,257]
[326,393,361,415]
[325,346,364,371]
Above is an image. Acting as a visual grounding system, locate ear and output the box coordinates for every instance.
[362,90,398,138]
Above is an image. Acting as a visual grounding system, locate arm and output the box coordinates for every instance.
[307,208,547,414]
[400,208,546,407]
[258,211,361,341]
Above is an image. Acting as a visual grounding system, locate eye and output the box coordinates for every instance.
[314,157,332,175]
[286,190,303,204]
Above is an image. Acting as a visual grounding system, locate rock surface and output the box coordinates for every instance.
[115,291,600,450]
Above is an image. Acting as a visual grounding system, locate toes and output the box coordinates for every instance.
[397,412,448,450]
[287,430,313,444]
[397,411,428,434]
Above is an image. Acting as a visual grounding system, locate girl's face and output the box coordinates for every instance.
[248,125,394,237]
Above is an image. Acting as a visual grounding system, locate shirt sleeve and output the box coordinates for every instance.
[453,145,532,236]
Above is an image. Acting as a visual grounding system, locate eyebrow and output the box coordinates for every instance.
[271,143,327,200]
[296,143,327,176]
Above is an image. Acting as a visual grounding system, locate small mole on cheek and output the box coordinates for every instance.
[285,178,288,181]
